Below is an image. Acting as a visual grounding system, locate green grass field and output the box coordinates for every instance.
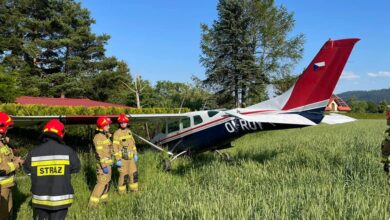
[12,120,390,219]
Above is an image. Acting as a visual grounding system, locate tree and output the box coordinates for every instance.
[0,0,118,98]
[87,61,132,105]
[272,74,298,96]
[347,97,368,113]
[200,0,304,108]
[366,101,378,113]
[378,100,389,113]
[201,0,257,108]
[0,65,19,103]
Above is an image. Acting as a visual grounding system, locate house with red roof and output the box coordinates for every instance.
[325,95,351,112]
[16,96,130,108]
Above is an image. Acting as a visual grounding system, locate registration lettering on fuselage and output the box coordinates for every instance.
[224,119,264,133]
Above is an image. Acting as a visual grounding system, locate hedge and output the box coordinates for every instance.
[0,104,190,116]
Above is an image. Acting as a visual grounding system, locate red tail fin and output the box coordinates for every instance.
[281,38,359,110]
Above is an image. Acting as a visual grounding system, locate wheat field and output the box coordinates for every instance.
[12,119,390,219]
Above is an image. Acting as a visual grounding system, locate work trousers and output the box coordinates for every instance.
[33,208,68,220]
[0,186,12,220]
[88,165,111,207]
[118,159,138,194]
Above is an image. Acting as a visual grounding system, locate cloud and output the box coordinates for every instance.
[340,71,360,80]
[367,71,390,78]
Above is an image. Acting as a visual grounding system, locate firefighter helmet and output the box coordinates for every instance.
[387,111,390,118]
[117,114,129,123]
[97,117,112,129]
[0,112,13,134]
[43,119,65,138]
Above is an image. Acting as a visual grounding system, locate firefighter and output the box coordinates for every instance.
[381,112,390,184]
[0,112,23,220]
[88,116,114,207]
[113,114,139,194]
[23,119,80,220]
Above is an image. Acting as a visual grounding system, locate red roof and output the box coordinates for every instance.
[15,96,130,108]
[325,95,351,111]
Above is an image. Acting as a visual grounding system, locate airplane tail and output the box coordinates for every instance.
[246,38,359,117]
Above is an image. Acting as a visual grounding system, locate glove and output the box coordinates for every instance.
[116,160,122,167]
[103,167,109,174]
[134,154,139,162]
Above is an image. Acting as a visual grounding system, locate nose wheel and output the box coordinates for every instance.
[215,150,232,161]
[161,150,187,171]
[162,159,172,171]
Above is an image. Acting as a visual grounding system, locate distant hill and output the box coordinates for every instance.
[338,88,390,103]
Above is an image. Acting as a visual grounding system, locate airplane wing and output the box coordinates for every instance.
[224,111,317,126]
[321,113,356,124]
[12,113,189,126]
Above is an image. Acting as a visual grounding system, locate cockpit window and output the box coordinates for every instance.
[181,117,191,129]
[207,111,218,118]
[167,121,180,133]
[193,115,203,125]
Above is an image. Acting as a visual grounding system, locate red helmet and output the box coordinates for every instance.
[97,117,112,129]
[43,119,65,138]
[117,114,129,123]
[387,111,390,118]
[0,112,13,134]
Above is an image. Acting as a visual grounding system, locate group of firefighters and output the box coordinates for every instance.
[0,112,138,220]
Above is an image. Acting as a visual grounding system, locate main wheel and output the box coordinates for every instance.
[162,159,172,172]
[222,152,231,161]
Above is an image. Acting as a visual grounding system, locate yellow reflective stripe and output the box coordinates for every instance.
[114,153,121,156]
[44,128,59,134]
[95,146,103,150]
[32,160,70,167]
[118,186,126,191]
[100,194,108,200]
[116,135,132,140]
[32,198,73,206]
[7,162,15,172]
[113,141,120,145]
[0,176,14,185]
[96,140,110,145]
[129,183,138,191]
[100,159,113,165]
[89,197,100,203]
[0,147,10,154]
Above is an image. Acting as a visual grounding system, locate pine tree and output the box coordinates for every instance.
[0,0,118,98]
[200,0,304,108]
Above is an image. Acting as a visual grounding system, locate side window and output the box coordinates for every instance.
[207,111,218,118]
[193,115,203,125]
[181,117,191,129]
[167,121,180,133]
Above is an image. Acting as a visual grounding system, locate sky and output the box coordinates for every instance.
[80,0,390,94]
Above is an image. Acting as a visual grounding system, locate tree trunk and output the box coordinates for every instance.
[235,75,239,108]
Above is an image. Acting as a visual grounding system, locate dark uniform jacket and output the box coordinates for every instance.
[23,133,81,210]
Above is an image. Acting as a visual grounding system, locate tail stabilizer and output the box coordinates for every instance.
[247,38,359,112]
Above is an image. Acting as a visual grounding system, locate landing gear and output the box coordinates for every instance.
[162,159,171,172]
[161,150,187,172]
[222,152,231,161]
[215,150,232,161]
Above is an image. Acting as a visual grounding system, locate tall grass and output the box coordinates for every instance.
[12,120,390,219]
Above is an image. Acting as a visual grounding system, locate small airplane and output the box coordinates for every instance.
[12,38,359,170]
